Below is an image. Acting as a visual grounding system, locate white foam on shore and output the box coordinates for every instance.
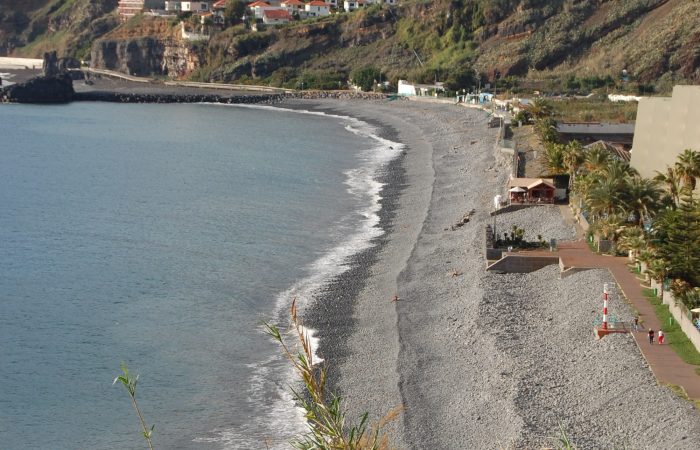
[0,72,15,87]
[195,102,404,448]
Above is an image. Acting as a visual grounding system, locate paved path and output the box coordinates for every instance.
[525,240,700,400]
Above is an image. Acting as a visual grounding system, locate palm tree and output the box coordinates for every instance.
[544,142,566,174]
[583,146,611,175]
[654,166,681,207]
[622,176,663,226]
[586,175,625,219]
[675,149,700,191]
[526,98,553,119]
[562,140,585,189]
[645,259,670,295]
[602,158,638,183]
[618,226,646,261]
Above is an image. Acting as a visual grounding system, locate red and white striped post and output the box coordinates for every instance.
[602,283,609,330]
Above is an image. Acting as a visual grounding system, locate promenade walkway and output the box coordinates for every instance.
[524,240,700,400]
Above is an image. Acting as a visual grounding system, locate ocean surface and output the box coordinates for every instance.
[0,101,400,449]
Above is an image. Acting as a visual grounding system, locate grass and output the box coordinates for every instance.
[642,287,700,367]
[549,97,638,123]
[665,383,700,409]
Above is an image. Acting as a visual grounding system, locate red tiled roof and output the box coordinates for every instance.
[264,9,291,19]
[308,0,328,5]
[213,0,227,8]
[281,0,304,5]
[248,1,270,6]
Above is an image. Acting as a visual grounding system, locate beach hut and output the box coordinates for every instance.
[527,179,556,203]
[506,178,556,204]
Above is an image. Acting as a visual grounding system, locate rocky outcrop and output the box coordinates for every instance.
[1,74,74,103]
[91,38,166,77]
[91,36,202,79]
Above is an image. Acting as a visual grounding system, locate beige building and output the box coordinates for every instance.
[630,85,700,179]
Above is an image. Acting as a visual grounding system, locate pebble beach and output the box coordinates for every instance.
[286,99,700,449]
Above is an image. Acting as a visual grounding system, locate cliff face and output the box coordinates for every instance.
[91,35,201,78]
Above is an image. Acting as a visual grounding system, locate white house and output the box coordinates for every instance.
[248,0,271,18]
[262,8,291,24]
[181,1,212,12]
[281,0,305,13]
[305,0,330,17]
[343,0,367,13]
[164,1,182,11]
[398,79,445,97]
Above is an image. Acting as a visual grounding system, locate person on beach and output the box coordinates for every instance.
[633,316,639,331]
[648,329,654,344]
[658,330,664,345]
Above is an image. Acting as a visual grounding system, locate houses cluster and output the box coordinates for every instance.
[117,0,399,26]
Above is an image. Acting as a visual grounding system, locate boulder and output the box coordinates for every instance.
[1,74,74,103]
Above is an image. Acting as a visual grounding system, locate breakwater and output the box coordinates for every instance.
[73,90,393,104]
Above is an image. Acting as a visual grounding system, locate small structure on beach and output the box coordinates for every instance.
[507,178,556,204]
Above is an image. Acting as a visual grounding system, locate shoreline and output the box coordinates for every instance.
[4,76,699,446]
[281,99,700,448]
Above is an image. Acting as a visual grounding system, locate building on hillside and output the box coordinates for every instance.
[343,0,368,12]
[118,0,165,20]
[248,1,272,18]
[262,8,291,24]
[305,1,331,17]
[630,85,700,181]
[397,79,445,97]
[164,0,180,10]
[181,1,212,12]
[556,122,635,148]
[281,0,305,13]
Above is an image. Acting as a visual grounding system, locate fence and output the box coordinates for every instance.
[662,290,700,353]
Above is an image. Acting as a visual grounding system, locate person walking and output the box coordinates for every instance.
[633,316,639,331]
[648,328,655,344]
[658,330,665,345]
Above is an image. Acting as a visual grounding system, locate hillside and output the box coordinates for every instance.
[0,0,118,59]
[2,0,699,92]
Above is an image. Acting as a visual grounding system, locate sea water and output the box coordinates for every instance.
[0,102,400,449]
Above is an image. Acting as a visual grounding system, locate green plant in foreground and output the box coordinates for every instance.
[264,300,399,449]
[552,422,577,450]
[114,363,155,450]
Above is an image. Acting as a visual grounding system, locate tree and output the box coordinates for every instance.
[622,176,662,226]
[654,166,681,207]
[583,145,611,175]
[675,149,700,191]
[526,99,553,119]
[562,140,584,190]
[544,142,566,174]
[653,188,700,286]
[224,0,247,26]
[618,226,646,261]
[351,66,381,92]
[444,64,476,92]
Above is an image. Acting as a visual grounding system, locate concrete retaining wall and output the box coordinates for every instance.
[0,57,43,69]
[662,290,700,353]
[487,255,560,273]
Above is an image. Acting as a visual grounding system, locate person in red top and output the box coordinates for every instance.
[658,330,665,345]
